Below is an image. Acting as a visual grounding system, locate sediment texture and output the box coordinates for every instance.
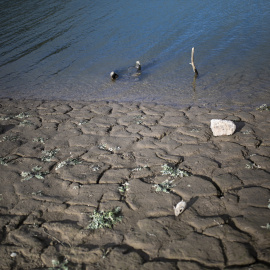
[0,99,270,269]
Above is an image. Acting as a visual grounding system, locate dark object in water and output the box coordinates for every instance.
[110,71,119,80]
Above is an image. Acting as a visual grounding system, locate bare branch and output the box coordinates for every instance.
[190,47,198,76]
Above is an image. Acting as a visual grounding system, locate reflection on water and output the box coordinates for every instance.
[0,0,270,109]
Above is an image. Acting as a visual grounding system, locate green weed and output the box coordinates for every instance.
[49,258,69,270]
[98,143,121,153]
[0,135,19,142]
[78,119,90,125]
[32,190,43,196]
[190,128,200,133]
[15,112,30,119]
[55,157,82,170]
[0,115,12,120]
[41,149,59,162]
[118,182,130,195]
[19,120,34,126]
[242,130,252,135]
[161,164,190,178]
[261,223,270,230]
[261,200,270,229]
[33,137,46,144]
[245,162,261,169]
[256,104,270,111]
[134,115,144,124]
[91,164,101,172]
[0,157,10,166]
[87,207,123,230]
[131,165,149,172]
[153,179,176,193]
[0,112,30,121]
[21,166,48,181]
[101,248,111,259]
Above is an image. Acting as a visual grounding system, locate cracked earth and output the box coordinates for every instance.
[0,98,270,269]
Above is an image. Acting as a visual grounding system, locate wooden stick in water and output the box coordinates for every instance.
[190,47,198,76]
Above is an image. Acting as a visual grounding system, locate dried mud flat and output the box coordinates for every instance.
[0,98,270,270]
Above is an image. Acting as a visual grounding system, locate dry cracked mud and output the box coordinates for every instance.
[0,98,270,269]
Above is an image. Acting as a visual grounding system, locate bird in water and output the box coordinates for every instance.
[110,71,119,80]
[135,61,141,71]
[128,61,141,77]
[110,61,141,81]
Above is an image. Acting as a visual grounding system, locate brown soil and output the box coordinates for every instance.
[0,98,270,270]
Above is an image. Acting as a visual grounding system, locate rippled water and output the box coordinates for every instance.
[1,0,270,109]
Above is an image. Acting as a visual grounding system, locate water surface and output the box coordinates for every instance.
[1,0,270,109]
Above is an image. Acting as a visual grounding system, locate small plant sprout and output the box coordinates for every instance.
[78,119,89,125]
[19,120,33,126]
[15,112,30,119]
[98,143,107,150]
[32,190,43,196]
[242,130,252,135]
[153,179,176,193]
[21,166,48,181]
[33,137,46,144]
[0,157,10,166]
[134,114,144,124]
[98,143,120,153]
[55,157,82,170]
[0,112,30,121]
[0,135,19,142]
[49,258,69,270]
[101,248,111,259]
[191,128,200,133]
[261,223,270,230]
[245,162,261,170]
[256,104,270,111]
[41,149,59,162]
[131,165,149,172]
[0,115,12,120]
[91,164,101,172]
[118,182,130,195]
[161,164,190,178]
[87,207,123,230]
[260,201,270,229]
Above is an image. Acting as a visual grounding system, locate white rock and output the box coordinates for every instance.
[210,119,236,136]
[173,200,187,216]
[10,252,17,257]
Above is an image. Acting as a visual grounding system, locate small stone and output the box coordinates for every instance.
[10,252,17,257]
[210,119,236,136]
[173,200,187,216]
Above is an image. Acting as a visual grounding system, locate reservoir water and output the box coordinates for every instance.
[1,0,270,109]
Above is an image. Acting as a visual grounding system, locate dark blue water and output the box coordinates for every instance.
[1,0,270,109]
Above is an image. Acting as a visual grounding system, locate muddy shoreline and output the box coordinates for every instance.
[0,98,270,269]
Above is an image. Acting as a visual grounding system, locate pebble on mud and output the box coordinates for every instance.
[10,252,17,258]
[174,200,187,216]
[210,119,236,136]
